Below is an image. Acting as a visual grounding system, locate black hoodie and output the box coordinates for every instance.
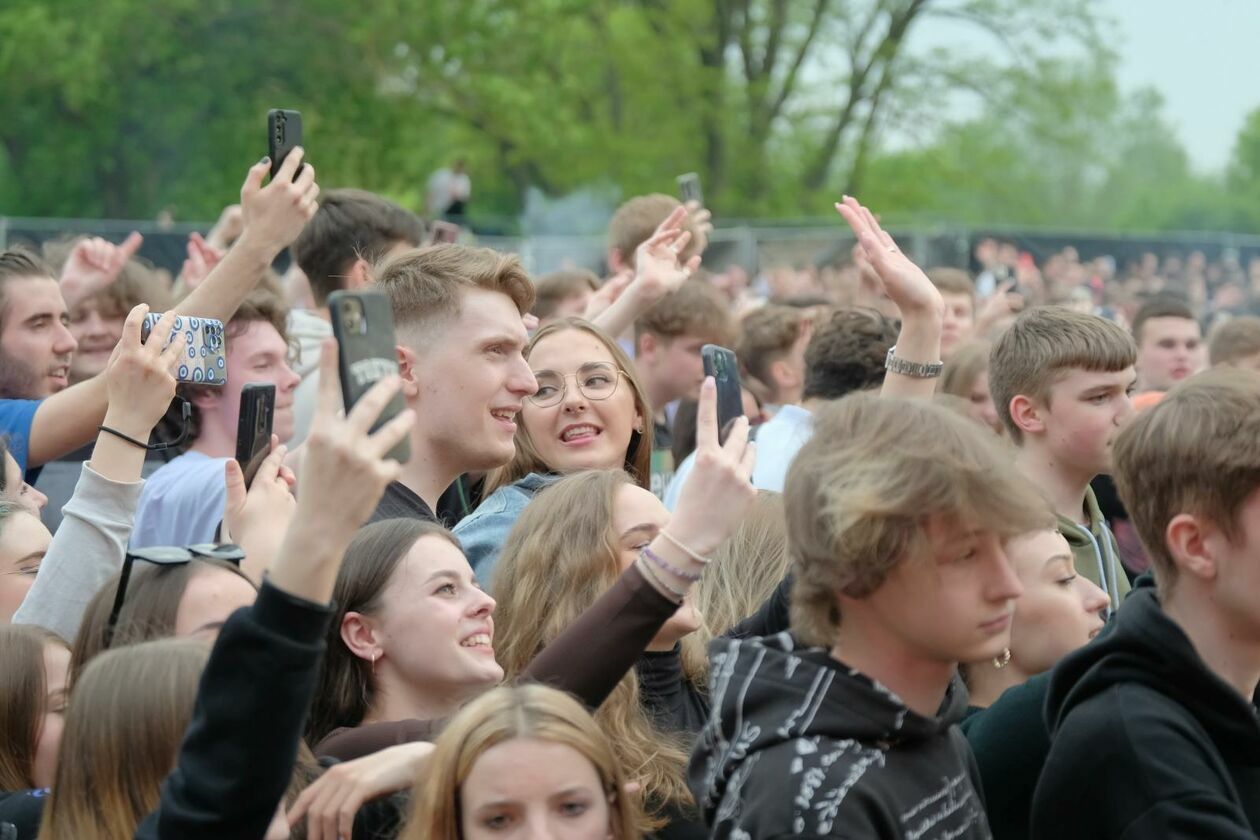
[1031,586,1260,839]
[688,632,991,839]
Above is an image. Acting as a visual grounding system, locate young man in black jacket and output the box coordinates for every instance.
[1031,367,1260,839]
[689,392,1052,839]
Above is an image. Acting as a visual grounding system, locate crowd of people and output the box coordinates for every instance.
[0,143,1258,840]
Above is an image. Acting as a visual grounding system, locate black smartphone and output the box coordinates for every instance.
[235,383,275,488]
[701,344,744,444]
[677,172,703,206]
[141,314,226,386]
[327,290,411,464]
[429,220,460,244]
[267,109,304,181]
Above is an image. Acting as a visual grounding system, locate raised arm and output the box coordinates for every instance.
[835,196,945,401]
[591,205,701,339]
[27,152,319,468]
[12,306,185,640]
[136,340,414,840]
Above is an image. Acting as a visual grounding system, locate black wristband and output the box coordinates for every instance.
[97,425,150,450]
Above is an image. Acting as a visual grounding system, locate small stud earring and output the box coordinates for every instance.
[993,648,1011,669]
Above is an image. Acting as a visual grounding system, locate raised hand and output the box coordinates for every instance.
[177,232,224,292]
[665,377,757,557]
[288,742,434,840]
[631,205,702,303]
[59,231,143,308]
[684,199,713,256]
[223,438,296,583]
[101,305,186,440]
[835,196,942,318]
[584,268,634,321]
[205,203,245,251]
[237,147,319,256]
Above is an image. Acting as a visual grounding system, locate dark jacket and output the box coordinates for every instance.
[135,579,333,839]
[689,632,990,839]
[1031,586,1260,839]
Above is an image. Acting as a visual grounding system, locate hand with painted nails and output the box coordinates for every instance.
[237,147,320,256]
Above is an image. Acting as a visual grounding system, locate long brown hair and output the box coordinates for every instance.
[485,318,653,494]
[306,518,462,745]
[70,558,254,683]
[680,491,790,678]
[0,625,66,790]
[491,470,693,829]
[38,638,209,840]
[403,684,645,840]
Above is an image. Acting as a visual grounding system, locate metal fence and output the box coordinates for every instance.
[7,215,1260,278]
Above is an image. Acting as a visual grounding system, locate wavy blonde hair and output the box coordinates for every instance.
[485,318,652,494]
[491,469,694,830]
[403,684,645,839]
[680,491,789,677]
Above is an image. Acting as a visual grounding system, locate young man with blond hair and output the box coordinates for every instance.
[690,392,1052,839]
[990,306,1136,611]
[372,244,539,522]
[1032,367,1260,838]
[1208,314,1260,372]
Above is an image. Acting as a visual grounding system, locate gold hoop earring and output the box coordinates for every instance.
[993,648,1011,669]
[371,651,380,675]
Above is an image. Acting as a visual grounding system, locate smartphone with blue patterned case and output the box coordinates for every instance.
[140,313,227,386]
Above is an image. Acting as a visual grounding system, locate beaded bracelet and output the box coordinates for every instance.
[658,530,710,565]
[642,545,702,582]
[636,555,686,603]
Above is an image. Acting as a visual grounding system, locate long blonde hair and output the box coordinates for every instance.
[38,638,209,840]
[485,318,653,494]
[680,491,790,677]
[403,684,645,839]
[490,470,694,829]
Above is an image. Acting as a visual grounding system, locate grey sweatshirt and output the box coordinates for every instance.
[13,464,143,642]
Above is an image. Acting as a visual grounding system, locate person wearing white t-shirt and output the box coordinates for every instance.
[664,308,899,510]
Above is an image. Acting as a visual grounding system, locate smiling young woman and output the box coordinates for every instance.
[453,317,654,579]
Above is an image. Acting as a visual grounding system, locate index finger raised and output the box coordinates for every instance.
[695,377,719,452]
[275,146,306,184]
[315,338,344,417]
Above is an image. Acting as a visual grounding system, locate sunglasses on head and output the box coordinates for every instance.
[103,543,246,649]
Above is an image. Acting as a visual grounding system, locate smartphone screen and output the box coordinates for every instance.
[701,344,744,444]
[267,109,304,180]
[235,384,275,487]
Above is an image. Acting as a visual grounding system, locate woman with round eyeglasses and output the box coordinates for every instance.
[454,317,653,580]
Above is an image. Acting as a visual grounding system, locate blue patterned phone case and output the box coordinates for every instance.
[140,314,227,386]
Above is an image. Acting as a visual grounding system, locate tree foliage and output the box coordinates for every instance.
[0,0,1255,233]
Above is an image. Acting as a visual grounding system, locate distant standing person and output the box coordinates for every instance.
[427,159,471,221]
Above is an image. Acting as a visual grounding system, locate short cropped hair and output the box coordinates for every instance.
[607,194,699,270]
[1112,368,1260,596]
[737,306,804,390]
[989,306,1136,443]
[1209,316,1260,366]
[532,269,599,320]
[927,267,975,304]
[292,189,425,306]
[376,245,535,348]
[801,308,898,401]
[635,280,734,348]
[1131,296,1197,346]
[785,393,1052,646]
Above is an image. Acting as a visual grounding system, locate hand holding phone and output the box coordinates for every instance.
[267,109,305,181]
[236,384,275,488]
[701,344,744,444]
[327,290,411,464]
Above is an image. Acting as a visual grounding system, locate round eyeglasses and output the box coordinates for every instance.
[527,362,626,408]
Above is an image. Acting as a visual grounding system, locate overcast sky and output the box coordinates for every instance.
[1101,0,1259,173]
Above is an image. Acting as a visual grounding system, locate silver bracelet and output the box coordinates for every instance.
[658,530,710,565]
[885,346,944,379]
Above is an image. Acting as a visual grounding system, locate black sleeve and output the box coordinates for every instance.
[134,580,332,840]
[723,575,793,640]
[636,647,710,735]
